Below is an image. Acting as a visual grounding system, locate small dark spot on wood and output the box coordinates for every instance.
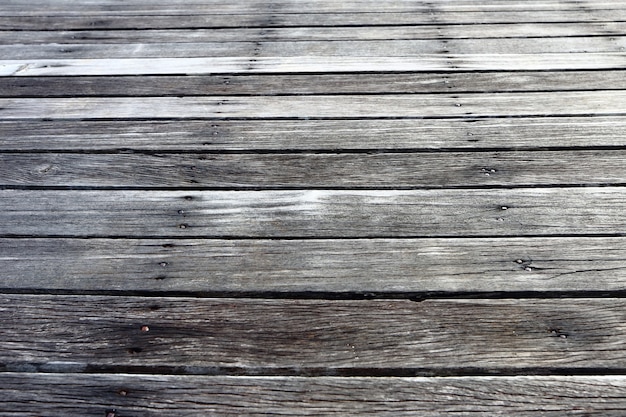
[162,243,175,248]
[149,304,161,311]
[117,389,128,396]
[158,262,168,267]
[179,223,188,229]
[140,325,150,332]
[549,328,569,339]
[105,410,117,417]
[177,210,185,215]
[183,196,194,201]
[154,275,167,281]
[127,347,143,354]
[409,296,426,302]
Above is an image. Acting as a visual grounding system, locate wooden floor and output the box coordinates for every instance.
[2,0,626,415]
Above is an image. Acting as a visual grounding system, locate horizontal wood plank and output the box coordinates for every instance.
[2,91,626,119]
[1,151,625,188]
[2,295,626,371]
[2,37,626,59]
[3,10,626,30]
[1,0,625,15]
[2,117,625,151]
[2,237,626,293]
[1,188,624,237]
[4,23,626,44]
[3,374,626,416]
[4,71,626,97]
[2,54,626,76]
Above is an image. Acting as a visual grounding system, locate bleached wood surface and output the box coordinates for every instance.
[2,0,626,415]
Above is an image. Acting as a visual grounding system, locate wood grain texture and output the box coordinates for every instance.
[1,151,625,188]
[2,54,626,76]
[2,295,626,371]
[3,71,626,97]
[1,188,624,237]
[1,0,624,15]
[2,117,625,151]
[3,10,626,30]
[2,237,626,293]
[5,23,626,44]
[3,37,626,59]
[3,374,626,416]
[2,91,626,119]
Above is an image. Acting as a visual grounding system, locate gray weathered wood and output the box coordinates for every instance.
[2,151,625,188]
[2,91,626,118]
[2,37,625,59]
[1,188,624,237]
[2,53,626,76]
[1,296,625,371]
[1,0,624,14]
[3,373,626,416]
[2,117,624,151]
[3,71,626,97]
[2,237,626,293]
[3,10,626,30]
[4,23,626,44]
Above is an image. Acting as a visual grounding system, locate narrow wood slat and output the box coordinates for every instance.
[2,54,626,76]
[2,151,625,188]
[4,23,626,44]
[2,37,626,59]
[2,117,624,151]
[2,295,626,371]
[1,91,626,119]
[3,373,626,416]
[3,10,626,30]
[5,71,626,97]
[1,188,624,237]
[2,237,626,293]
[1,0,624,15]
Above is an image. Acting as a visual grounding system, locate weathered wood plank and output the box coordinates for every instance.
[3,374,626,416]
[1,188,624,237]
[2,54,626,76]
[1,91,626,119]
[2,237,626,293]
[1,117,624,151]
[5,23,626,44]
[6,71,626,97]
[1,151,625,188]
[2,37,626,59]
[2,296,625,371]
[3,11,626,30]
[1,0,624,15]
